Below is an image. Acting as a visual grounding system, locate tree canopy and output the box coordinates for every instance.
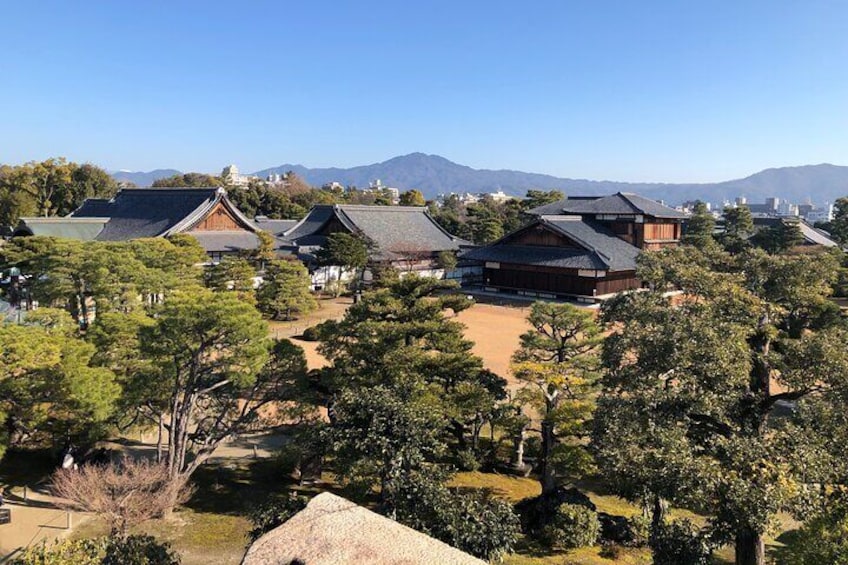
[594,244,844,565]
[0,158,117,224]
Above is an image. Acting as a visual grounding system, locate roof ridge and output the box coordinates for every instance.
[339,204,427,211]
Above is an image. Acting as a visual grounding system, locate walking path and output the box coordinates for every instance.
[0,487,89,562]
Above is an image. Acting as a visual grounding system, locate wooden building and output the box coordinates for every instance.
[280,204,473,275]
[14,187,265,260]
[528,192,686,250]
[466,193,685,301]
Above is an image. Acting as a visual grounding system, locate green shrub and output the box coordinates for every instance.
[11,536,178,565]
[248,494,310,541]
[649,519,712,565]
[455,448,481,472]
[391,470,520,561]
[10,539,104,565]
[300,325,321,341]
[599,543,623,559]
[103,535,180,565]
[626,513,650,547]
[541,503,601,549]
[777,505,848,565]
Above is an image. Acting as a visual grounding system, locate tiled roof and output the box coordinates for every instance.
[529,192,686,219]
[253,217,298,236]
[187,231,262,253]
[14,218,109,240]
[542,216,641,271]
[463,215,640,272]
[71,188,224,240]
[67,187,261,245]
[281,205,336,241]
[283,205,469,261]
[463,244,610,270]
[751,217,839,247]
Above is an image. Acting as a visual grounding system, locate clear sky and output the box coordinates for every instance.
[1,1,846,182]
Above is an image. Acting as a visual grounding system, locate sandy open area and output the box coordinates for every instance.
[276,297,535,388]
[455,302,532,387]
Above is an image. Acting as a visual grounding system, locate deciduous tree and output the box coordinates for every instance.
[399,189,426,206]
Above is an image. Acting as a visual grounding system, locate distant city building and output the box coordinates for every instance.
[363,179,400,202]
[488,190,514,203]
[764,196,780,210]
[776,200,798,217]
[222,164,258,187]
[805,203,834,224]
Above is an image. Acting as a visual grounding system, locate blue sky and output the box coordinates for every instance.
[1,1,846,182]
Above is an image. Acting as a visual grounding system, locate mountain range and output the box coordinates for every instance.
[113,154,848,206]
[111,169,181,188]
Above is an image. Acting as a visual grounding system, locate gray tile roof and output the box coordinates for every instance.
[463,244,610,270]
[281,205,336,241]
[463,215,640,272]
[542,216,641,271]
[187,230,262,253]
[751,217,839,247]
[529,192,686,219]
[283,205,469,261]
[66,187,263,247]
[71,188,224,240]
[253,217,298,236]
[15,218,109,240]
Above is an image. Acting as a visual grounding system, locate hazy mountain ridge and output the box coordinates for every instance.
[114,155,848,205]
[110,169,181,187]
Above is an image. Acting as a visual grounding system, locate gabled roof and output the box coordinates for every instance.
[252,217,298,236]
[242,492,486,565]
[283,204,470,260]
[69,187,259,241]
[188,231,262,253]
[14,217,110,240]
[751,217,839,247]
[529,192,686,219]
[463,215,640,272]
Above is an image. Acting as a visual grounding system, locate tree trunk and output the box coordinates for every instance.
[156,413,164,464]
[735,528,765,565]
[540,420,557,494]
[650,494,668,533]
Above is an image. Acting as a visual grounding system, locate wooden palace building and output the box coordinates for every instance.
[464,192,685,301]
[14,187,265,260]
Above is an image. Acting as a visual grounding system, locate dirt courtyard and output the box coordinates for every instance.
[274,297,535,388]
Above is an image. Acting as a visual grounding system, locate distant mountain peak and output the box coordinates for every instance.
[111,157,848,205]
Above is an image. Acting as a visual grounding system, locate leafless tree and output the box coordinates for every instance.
[50,457,193,537]
[389,242,434,274]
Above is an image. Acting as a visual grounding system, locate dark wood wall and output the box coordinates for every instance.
[506,226,578,248]
[483,265,639,297]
